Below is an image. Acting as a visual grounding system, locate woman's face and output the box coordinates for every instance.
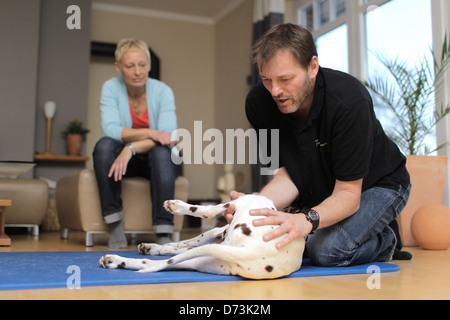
[115,49,150,89]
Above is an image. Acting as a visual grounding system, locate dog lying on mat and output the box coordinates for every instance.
[99,194,305,279]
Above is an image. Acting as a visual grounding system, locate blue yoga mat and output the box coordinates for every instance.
[0,250,399,290]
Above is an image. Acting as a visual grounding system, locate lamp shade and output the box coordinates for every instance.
[44,101,56,118]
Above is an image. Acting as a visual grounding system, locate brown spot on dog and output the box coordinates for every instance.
[118,262,126,269]
[167,259,174,264]
[265,265,274,272]
[234,223,251,235]
[189,206,198,212]
[142,261,146,264]
[223,203,230,208]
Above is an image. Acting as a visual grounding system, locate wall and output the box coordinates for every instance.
[35,0,92,180]
[0,1,41,164]
[88,2,254,199]
[87,7,217,199]
[0,0,255,199]
[0,0,91,181]
[214,0,254,194]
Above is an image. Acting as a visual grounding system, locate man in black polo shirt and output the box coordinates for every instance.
[234,23,411,267]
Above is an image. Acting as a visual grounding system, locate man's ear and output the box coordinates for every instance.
[308,56,319,79]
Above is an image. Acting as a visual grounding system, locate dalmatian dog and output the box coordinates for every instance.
[99,194,305,279]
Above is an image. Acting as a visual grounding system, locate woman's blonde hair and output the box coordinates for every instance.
[115,38,151,63]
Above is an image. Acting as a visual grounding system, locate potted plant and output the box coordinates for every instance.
[363,35,450,246]
[62,119,90,156]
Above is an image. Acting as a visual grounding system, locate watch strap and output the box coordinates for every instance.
[126,143,136,156]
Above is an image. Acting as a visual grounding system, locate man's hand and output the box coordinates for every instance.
[250,209,312,249]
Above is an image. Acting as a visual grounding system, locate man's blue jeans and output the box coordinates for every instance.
[306,184,411,267]
[93,137,177,234]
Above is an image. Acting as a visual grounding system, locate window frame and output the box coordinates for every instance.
[295,0,391,79]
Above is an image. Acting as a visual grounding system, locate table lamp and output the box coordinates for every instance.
[44,101,56,154]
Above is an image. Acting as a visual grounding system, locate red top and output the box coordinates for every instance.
[129,104,149,129]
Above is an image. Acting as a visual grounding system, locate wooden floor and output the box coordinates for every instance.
[0,229,449,300]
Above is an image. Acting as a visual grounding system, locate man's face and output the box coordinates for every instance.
[259,49,318,115]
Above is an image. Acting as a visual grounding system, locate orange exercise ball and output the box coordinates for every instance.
[411,204,450,250]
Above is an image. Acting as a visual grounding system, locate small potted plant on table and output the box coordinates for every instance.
[62,119,90,156]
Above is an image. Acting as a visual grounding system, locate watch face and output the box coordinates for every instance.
[309,210,319,221]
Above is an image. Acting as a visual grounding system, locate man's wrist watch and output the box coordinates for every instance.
[303,209,320,234]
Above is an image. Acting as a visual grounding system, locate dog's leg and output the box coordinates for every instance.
[164,199,232,219]
[138,225,228,255]
[100,243,254,274]
[99,255,152,270]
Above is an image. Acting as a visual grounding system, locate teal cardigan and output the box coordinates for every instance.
[100,76,177,142]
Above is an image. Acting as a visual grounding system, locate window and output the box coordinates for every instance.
[365,0,434,154]
[316,24,348,72]
[318,0,330,27]
[298,0,347,32]
[366,0,433,80]
[297,0,349,72]
[335,0,346,18]
[295,0,435,154]
[301,4,314,30]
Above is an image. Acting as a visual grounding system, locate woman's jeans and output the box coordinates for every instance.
[306,184,411,267]
[93,137,177,234]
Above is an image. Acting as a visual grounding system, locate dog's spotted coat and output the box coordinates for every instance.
[99,194,305,279]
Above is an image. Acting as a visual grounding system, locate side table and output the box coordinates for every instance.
[0,200,12,246]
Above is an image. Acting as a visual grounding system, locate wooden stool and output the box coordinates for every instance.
[0,200,12,246]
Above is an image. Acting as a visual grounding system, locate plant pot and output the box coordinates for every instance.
[66,133,82,156]
[397,155,448,246]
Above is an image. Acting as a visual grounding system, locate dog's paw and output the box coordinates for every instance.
[138,243,164,255]
[99,254,125,269]
[163,200,183,215]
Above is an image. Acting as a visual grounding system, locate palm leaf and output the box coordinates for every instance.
[364,35,450,155]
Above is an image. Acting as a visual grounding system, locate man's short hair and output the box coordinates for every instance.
[252,23,318,70]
